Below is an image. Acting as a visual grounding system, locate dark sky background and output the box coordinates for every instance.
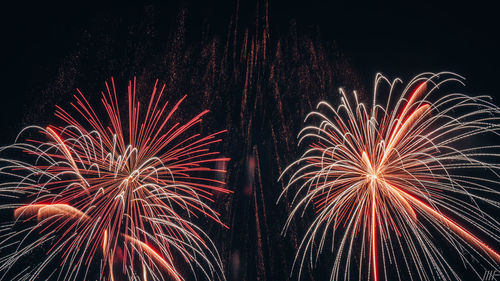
[0,1,499,281]
[1,1,499,141]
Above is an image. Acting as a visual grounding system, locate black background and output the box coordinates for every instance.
[0,1,499,280]
[1,1,499,137]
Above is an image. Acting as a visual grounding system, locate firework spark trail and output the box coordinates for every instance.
[0,78,230,281]
[279,72,500,281]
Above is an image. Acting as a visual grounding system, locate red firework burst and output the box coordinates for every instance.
[0,78,230,281]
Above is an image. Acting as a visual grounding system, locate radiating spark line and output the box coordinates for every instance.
[386,182,500,263]
[124,234,182,281]
[371,183,378,281]
[363,152,379,281]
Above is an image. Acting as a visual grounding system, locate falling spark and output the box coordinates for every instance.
[0,78,230,281]
[279,72,500,281]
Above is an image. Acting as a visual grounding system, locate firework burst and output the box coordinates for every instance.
[0,78,230,281]
[279,72,500,281]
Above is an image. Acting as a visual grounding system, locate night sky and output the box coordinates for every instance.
[2,2,500,140]
[0,1,499,280]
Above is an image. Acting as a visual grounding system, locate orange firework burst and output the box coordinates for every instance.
[0,78,230,281]
[279,72,500,281]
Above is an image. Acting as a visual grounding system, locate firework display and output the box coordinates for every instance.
[0,78,230,281]
[2,1,500,280]
[279,72,500,280]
